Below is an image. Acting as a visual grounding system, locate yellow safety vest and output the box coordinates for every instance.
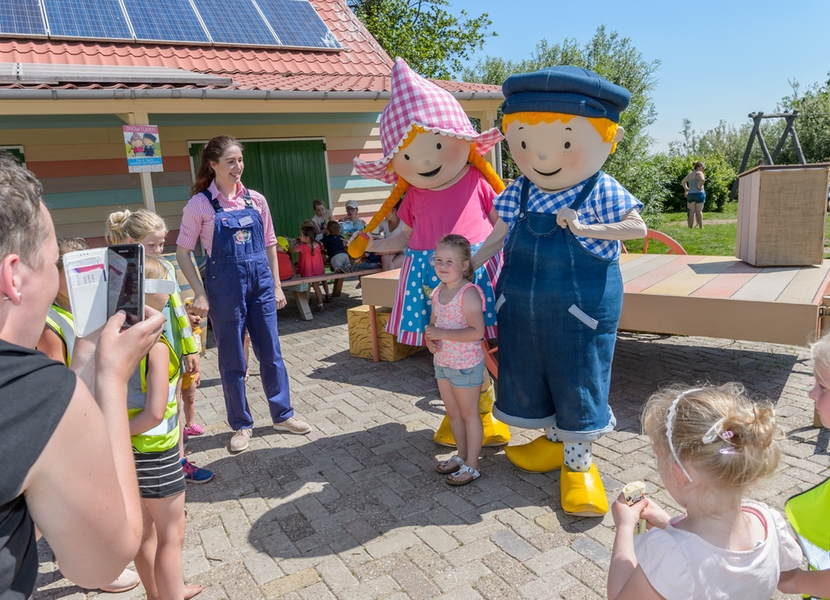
[161,258,198,358]
[785,477,830,586]
[127,335,181,453]
[45,304,75,366]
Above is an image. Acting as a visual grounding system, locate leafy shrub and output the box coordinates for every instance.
[662,154,736,212]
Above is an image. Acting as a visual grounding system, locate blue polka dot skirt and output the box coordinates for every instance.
[387,244,501,347]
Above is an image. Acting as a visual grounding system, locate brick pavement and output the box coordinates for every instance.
[34,281,830,599]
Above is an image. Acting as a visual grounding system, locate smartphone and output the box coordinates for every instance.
[107,244,144,327]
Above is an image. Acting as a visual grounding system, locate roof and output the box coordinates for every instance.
[0,0,502,97]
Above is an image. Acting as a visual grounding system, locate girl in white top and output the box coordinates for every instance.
[311,198,332,239]
[608,384,802,600]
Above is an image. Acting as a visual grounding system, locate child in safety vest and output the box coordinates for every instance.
[105,208,213,483]
[777,332,830,598]
[181,298,204,441]
[129,255,203,600]
[36,237,143,595]
[38,237,87,366]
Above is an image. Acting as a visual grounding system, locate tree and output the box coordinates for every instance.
[777,76,830,164]
[347,0,496,80]
[462,26,663,220]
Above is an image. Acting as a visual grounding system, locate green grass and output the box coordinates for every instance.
[625,201,830,257]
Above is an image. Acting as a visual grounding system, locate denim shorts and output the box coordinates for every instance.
[434,359,485,388]
[687,192,706,204]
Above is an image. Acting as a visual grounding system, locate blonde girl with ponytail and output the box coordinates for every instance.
[608,384,802,600]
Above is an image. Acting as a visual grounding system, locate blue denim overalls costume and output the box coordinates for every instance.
[203,188,292,430]
[493,172,618,443]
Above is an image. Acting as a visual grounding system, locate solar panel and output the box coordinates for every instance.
[255,0,340,49]
[124,0,209,43]
[194,0,277,46]
[0,0,47,36]
[43,0,132,40]
[8,0,342,50]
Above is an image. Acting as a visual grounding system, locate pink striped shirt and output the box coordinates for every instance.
[176,181,277,256]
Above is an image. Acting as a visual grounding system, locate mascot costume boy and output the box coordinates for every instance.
[350,58,510,447]
[476,66,647,516]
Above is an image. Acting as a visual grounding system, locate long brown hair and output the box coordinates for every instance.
[190,135,244,196]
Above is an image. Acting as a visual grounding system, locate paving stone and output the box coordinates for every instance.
[32,292,825,600]
[364,531,421,559]
[244,552,284,585]
[298,581,337,600]
[317,557,359,592]
[391,565,442,599]
[444,539,498,567]
[570,538,612,571]
[518,569,581,599]
[432,561,491,592]
[524,546,581,576]
[261,568,320,598]
[338,575,400,600]
[490,529,539,562]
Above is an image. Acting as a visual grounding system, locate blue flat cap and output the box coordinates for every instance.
[502,66,630,123]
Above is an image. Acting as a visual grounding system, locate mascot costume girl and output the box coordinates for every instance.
[351,58,509,447]
[476,66,647,516]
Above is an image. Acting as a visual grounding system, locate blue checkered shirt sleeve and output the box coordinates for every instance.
[494,177,523,231]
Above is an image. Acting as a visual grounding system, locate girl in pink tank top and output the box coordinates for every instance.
[425,235,487,486]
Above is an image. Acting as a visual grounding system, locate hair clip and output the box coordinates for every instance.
[701,418,725,444]
[702,418,739,454]
[666,388,702,483]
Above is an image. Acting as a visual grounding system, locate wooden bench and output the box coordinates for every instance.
[282,268,382,320]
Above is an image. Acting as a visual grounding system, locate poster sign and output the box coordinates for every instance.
[123,125,163,173]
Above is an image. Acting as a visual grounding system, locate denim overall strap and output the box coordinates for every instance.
[203,188,292,430]
[568,171,602,211]
[494,173,619,442]
[202,188,253,213]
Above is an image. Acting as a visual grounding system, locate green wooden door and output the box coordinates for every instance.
[188,139,329,237]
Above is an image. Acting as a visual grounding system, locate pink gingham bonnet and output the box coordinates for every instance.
[354,58,504,184]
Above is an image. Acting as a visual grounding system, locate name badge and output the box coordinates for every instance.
[238,216,254,227]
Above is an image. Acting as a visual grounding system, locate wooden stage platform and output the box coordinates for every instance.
[361,254,830,361]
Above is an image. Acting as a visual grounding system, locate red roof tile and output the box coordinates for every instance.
[0,0,502,96]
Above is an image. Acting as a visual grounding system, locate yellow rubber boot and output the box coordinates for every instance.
[435,412,511,447]
[433,415,456,447]
[504,435,564,472]
[479,377,509,446]
[481,411,510,447]
[560,463,609,517]
[478,377,496,413]
[433,379,510,447]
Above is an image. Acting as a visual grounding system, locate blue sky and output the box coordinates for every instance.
[452,0,830,152]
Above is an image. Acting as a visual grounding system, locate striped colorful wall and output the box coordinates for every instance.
[0,110,391,245]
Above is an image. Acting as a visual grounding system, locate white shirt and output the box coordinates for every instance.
[633,500,802,600]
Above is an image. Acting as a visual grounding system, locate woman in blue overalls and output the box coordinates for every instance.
[176,136,311,453]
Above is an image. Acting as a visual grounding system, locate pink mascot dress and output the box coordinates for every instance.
[350,58,510,447]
